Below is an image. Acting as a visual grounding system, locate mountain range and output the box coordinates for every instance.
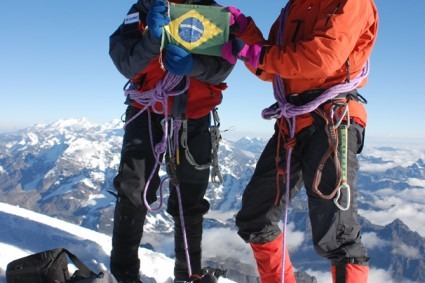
[1,118,424,282]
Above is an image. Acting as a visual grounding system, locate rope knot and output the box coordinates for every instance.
[155,139,167,155]
[279,102,292,118]
[154,81,166,100]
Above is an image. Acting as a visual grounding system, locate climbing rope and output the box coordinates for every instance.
[124,72,189,212]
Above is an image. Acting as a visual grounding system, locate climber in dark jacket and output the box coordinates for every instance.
[108,0,234,282]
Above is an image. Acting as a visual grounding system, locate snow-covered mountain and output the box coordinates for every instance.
[1,119,424,282]
[0,202,236,283]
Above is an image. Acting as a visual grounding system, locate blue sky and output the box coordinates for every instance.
[1,0,424,141]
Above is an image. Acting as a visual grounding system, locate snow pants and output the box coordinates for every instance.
[110,106,211,281]
[236,115,369,271]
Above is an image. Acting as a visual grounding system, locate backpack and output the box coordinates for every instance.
[5,247,117,283]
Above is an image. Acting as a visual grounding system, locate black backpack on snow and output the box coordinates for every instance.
[5,247,116,283]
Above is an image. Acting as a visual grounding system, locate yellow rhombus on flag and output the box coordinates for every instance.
[162,3,230,56]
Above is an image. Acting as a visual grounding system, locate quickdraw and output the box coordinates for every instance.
[179,108,223,184]
[210,108,223,184]
[335,123,351,211]
[311,102,351,211]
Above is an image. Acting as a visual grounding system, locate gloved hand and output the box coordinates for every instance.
[146,0,170,40]
[227,6,248,34]
[221,39,262,68]
[164,44,194,76]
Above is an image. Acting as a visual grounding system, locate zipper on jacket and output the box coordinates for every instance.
[291,20,303,43]
[325,2,341,26]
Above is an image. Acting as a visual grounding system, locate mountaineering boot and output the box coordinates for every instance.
[110,196,147,283]
[250,233,296,283]
[173,215,203,282]
[331,259,369,283]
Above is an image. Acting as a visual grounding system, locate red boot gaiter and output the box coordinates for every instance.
[332,263,369,283]
[250,233,296,283]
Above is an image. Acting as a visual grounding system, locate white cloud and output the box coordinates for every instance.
[285,222,306,251]
[392,243,421,260]
[360,162,398,172]
[368,267,397,283]
[360,144,425,172]
[304,269,332,283]
[407,178,425,188]
[359,187,425,237]
[203,228,255,266]
[362,232,389,250]
[202,222,305,268]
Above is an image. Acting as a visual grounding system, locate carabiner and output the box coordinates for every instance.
[330,102,349,128]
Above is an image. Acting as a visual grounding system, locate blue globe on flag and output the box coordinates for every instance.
[178,17,204,43]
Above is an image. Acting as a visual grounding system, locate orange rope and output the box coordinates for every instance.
[274,118,296,205]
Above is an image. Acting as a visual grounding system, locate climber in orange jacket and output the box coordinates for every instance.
[222,0,378,282]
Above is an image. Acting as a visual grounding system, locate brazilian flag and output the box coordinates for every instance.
[162,3,230,56]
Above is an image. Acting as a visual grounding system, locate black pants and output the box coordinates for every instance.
[236,117,368,263]
[110,106,211,281]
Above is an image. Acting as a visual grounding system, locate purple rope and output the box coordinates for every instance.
[124,73,189,125]
[175,182,193,277]
[270,6,290,283]
[171,118,196,278]
[261,61,370,120]
[122,73,189,211]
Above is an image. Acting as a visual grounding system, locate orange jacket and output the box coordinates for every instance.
[237,0,379,132]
